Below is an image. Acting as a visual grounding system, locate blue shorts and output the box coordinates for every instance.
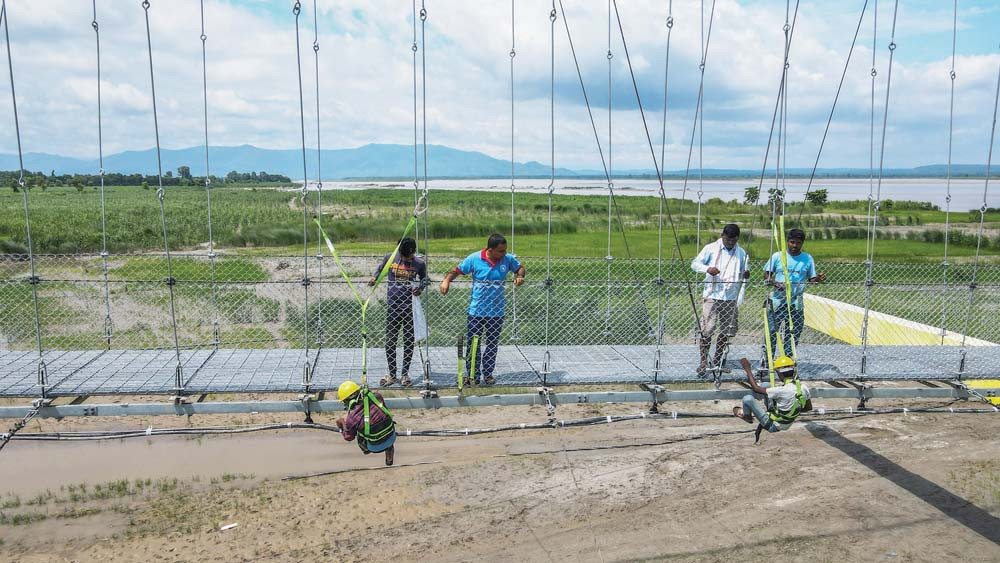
[361,430,396,453]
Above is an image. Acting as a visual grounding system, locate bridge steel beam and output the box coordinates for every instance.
[0,386,996,419]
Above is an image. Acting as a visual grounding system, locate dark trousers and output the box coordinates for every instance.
[466,315,504,380]
[386,303,414,378]
[767,302,805,358]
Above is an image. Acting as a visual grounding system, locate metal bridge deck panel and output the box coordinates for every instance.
[1,344,996,397]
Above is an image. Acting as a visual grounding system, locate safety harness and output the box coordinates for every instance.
[767,377,808,424]
[347,389,395,443]
[754,375,808,444]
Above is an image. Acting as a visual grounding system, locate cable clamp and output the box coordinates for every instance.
[903,407,909,415]
[406,429,412,436]
[464,428,469,435]
[164,277,176,287]
[671,411,677,420]
[606,415,613,424]
[146,426,153,436]
[27,275,40,285]
[301,277,311,287]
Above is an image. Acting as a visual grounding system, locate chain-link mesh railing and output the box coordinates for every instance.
[1,254,998,395]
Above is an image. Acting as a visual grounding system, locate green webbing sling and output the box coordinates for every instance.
[349,389,395,443]
[316,216,417,387]
[469,335,480,385]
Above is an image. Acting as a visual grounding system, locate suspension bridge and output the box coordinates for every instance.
[1,0,998,429]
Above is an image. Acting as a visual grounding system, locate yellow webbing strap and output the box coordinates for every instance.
[777,216,797,359]
[762,300,776,388]
[315,216,418,386]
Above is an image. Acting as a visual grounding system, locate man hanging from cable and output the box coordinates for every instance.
[691,223,749,377]
[335,380,396,466]
[370,237,428,388]
[733,356,812,443]
[439,234,525,386]
[763,228,825,358]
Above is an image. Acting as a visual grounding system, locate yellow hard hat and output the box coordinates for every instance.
[337,381,361,402]
[773,355,796,374]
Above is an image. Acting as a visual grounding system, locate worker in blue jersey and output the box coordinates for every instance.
[439,233,525,385]
[763,228,825,355]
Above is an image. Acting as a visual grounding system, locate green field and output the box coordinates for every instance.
[0,184,998,262]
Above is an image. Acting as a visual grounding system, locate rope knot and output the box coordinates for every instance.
[419,7,427,21]
[666,16,674,29]
[142,0,150,10]
[92,21,99,31]
[292,2,301,16]
[549,9,557,22]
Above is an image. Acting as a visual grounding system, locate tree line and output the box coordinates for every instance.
[1,168,291,191]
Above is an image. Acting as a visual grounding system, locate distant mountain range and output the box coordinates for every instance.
[0,143,995,180]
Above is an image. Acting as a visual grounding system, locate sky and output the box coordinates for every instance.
[1,0,998,173]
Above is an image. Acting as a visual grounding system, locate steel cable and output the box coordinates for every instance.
[140,0,184,394]
[291,1,313,386]
[959,51,999,370]
[859,0,900,375]
[939,0,958,344]
[92,1,114,351]
[311,0,324,349]
[198,0,221,349]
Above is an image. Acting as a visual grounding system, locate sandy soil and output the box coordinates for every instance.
[1,397,998,562]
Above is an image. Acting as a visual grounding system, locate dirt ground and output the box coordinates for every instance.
[1,395,999,562]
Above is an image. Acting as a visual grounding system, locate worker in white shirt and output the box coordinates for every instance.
[691,224,750,376]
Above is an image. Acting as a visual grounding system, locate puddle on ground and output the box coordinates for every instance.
[0,431,450,495]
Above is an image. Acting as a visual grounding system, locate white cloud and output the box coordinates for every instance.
[0,0,997,173]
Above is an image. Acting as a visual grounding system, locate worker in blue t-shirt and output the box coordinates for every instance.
[439,234,525,385]
[763,228,825,356]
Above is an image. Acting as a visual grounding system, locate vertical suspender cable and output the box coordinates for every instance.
[311,0,324,349]
[864,2,880,266]
[411,0,420,244]
[605,0,613,342]
[198,0,220,349]
[695,0,706,250]
[959,53,999,375]
[2,0,46,395]
[509,0,518,340]
[419,1,430,382]
[141,0,185,395]
[291,1,312,385]
[92,1,113,350]
[859,0,899,376]
[939,0,957,344]
[543,1,556,385]
[653,2,674,382]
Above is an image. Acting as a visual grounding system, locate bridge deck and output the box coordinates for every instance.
[1,344,997,397]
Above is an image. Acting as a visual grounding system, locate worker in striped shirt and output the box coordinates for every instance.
[691,224,750,376]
